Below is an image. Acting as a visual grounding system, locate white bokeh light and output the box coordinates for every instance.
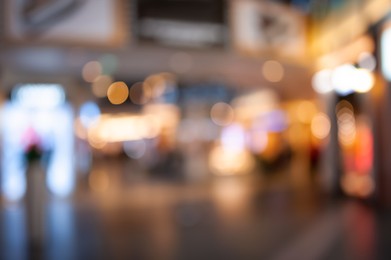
[312,69,334,94]
[381,27,391,81]
[331,64,356,96]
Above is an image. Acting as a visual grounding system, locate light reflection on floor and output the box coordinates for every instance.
[0,158,388,259]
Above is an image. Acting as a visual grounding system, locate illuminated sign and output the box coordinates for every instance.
[11,83,66,109]
[2,83,75,201]
[381,25,391,81]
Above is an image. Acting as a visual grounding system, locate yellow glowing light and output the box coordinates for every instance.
[138,115,161,139]
[88,130,107,149]
[209,146,254,176]
[82,61,102,83]
[287,123,309,149]
[311,113,331,139]
[356,176,375,198]
[336,100,354,113]
[210,102,235,126]
[341,174,374,198]
[337,104,356,146]
[87,114,163,143]
[296,101,317,124]
[142,103,180,130]
[107,81,129,105]
[262,60,284,83]
[89,170,110,192]
[92,117,142,142]
[232,89,279,123]
[129,82,152,105]
[353,69,374,93]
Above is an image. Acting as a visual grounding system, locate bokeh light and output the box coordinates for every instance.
[92,75,114,98]
[79,101,101,128]
[311,112,331,139]
[358,52,376,71]
[82,61,102,83]
[123,140,147,159]
[312,69,334,94]
[331,64,356,96]
[314,64,374,95]
[129,82,152,105]
[354,69,374,93]
[99,54,118,75]
[86,114,164,144]
[144,74,167,98]
[210,102,235,126]
[341,173,374,198]
[107,81,129,105]
[381,26,391,81]
[88,129,107,149]
[336,101,356,146]
[209,145,255,176]
[138,115,161,139]
[336,99,354,112]
[247,130,268,153]
[262,60,284,83]
[221,124,246,152]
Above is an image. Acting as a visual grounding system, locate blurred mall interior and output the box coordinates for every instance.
[2,0,391,259]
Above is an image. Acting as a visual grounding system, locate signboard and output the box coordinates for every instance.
[4,0,128,47]
[137,0,226,48]
[230,0,307,57]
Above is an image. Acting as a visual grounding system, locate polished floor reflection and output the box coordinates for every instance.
[0,158,389,260]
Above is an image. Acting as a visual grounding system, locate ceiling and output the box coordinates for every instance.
[0,0,316,102]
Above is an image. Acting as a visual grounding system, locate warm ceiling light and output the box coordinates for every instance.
[107,81,129,105]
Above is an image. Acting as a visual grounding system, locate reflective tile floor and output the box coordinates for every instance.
[1,159,390,260]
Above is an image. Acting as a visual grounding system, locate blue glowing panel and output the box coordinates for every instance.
[1,84,75,201]
[79,101,100,128]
